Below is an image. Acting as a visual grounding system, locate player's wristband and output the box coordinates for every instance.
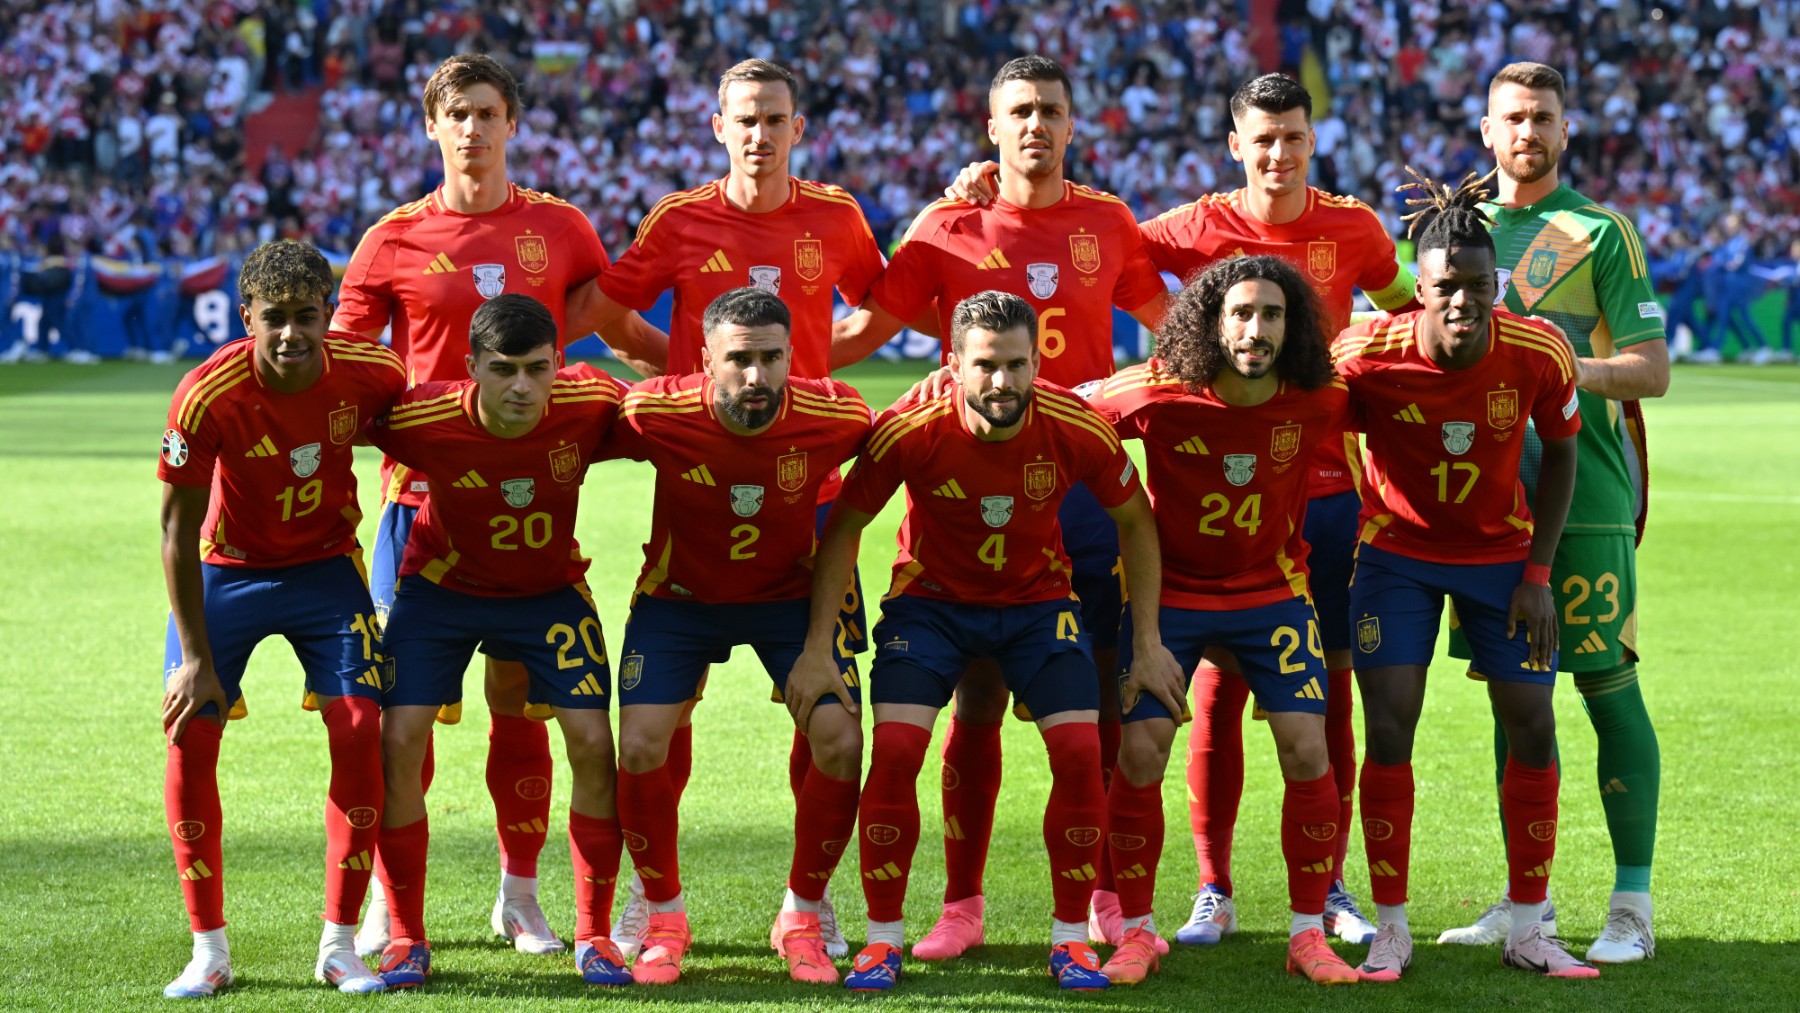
[1523,563,1552,587]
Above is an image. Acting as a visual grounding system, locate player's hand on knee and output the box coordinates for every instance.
[786,649,857,732]
[944,160,1001,205]
[1507,583,1558,672]
[895,366,956,408]
[162,659,228,744]
[1123,640,1186,722]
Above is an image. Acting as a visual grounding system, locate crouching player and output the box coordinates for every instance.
[1334,170,1591,980]
[158,240,406,997]
[791,291,1181,992]
[366,294,633,988]
[1082,256,1361,986]
[605,288,872,985]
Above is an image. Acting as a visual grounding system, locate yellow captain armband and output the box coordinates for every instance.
[1364,264,1419,313]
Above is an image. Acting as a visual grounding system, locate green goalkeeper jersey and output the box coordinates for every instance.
[1482,185,1663,537]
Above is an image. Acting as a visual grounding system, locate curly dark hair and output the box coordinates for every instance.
[1398,165,1497,255]
[237,239,335,309]
[1157,255,1335,391]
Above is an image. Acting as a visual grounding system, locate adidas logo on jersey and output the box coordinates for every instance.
[932,479,967,499]
[1174,436,1209,455]
[452,470,488,489]
[977,248,1012,270]
[422,252,458,275]
[1392,403,1426,424]
[682,464,716,486]
[244,435,278,458]
[699,250,734,274]
[1294,677,1325,701]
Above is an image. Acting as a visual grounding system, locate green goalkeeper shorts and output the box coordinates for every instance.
[1449,533,1638,675]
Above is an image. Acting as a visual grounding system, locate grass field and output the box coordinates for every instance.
[1,358,1796,1011]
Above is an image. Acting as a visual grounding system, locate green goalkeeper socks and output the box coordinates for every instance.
[1575,663,1660,879]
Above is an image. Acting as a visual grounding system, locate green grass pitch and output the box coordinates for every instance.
[0,359,1794,1010]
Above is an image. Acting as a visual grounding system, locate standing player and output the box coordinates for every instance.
[1084,256,1360,986]
[365,294,633,989]
[1334,172,1592,980]
[795,291,1180,992]
[157,240,405,997]
[1438,63,1668,963]
[605,288,872,985]
[573,59,887,957]
[832,56,1170,957]
[333,52,665,957]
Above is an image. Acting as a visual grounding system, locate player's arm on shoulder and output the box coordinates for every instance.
[160,483,227,743]
[566,279,669,378]
[787,500,876,730]
[1126,288,1172,331]
[1103,487,1184,719]
[943,160,1002,206]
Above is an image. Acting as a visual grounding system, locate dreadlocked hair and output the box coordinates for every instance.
[1156,255,1335,392]
[1398,165,1497,256]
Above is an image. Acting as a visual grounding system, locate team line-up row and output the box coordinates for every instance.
[155,49,1667,998]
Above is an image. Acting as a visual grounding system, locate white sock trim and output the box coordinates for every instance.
[867,919,905,948]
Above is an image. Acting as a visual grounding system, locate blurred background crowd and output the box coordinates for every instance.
[3,0,1796,362]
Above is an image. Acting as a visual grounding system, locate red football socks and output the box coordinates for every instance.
[1094,716,1122,892]
[1105,774,1164,919]
[321,697,383,924]
[1041,722,1105,924]
[616,765,681,901]
[487,713,552,878]
[1325,667,1357,875]
[569,809,623,942]
[858,722,932,922]
[165,718,226,932]
[1281,770,1340,915]
[1187,663,1247,895]
[378,817,430,942]
[788,761,859,901]
[938,716,1002,902]
[1502,757,1559,904]
[1359,761,1414,906]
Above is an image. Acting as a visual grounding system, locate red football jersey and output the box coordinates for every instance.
[839,380,1141,606]
[605,374,871,603]
[1089,361,1351,609]
[870,183,1167,386]
[1139,187,1414,498]
[336,183,610,508]
[597,177,886,379]
[1333,310,1581,564]
[368,368,627,597]
[158,334,406,568]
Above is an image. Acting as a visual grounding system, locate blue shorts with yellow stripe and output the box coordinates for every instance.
[1349,542,1556,684]
[1302,489,1360,653]
[869,593,1097,718]
[163,554,386,718]
[817,499,869,655]
[382,577,613,714]
[1060,482,1124,651]
[617,595,859,707]
[1117,597,1329,722]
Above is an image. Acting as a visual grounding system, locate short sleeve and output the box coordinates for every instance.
[158,373,217,487]
[835,211,888,308]
[867,234,940,323]
[1111,212,1171,311]
[1593,215,1667,348]
[334,225,397,334]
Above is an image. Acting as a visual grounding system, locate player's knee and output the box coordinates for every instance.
[1359,710,1414,766]
[1116,729,1171,786]
[323,696,382,751]
[808,722,863,782]
[1273,731,1330,782]
[616,724,670,774]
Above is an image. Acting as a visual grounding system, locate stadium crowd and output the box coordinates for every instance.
[2,0,1797,358]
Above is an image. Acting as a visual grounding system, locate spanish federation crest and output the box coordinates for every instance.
[289,442,322,478]
[1270,423,1302,463]
[748,265,781,294]
[1487,388,1520,429]
[472,263,506,299]
[980,495,1014,528]
[1025,263,1059,299]
[515,234,549,274]
[1223,453,1257,487]
[328,405,359,445]
[549,443,583,483]
[730,484,765,517]
[794,238,824,281]
[777,451,807,493]
[1441,421,1476,456]
[620,654,643,692]
[501,478,536,508]
[1307,241,1337,282]
[1023,461,1057,501]
[1069,232,1102,274]
[1526,249,1558,288]
[1357,616,1381,653]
